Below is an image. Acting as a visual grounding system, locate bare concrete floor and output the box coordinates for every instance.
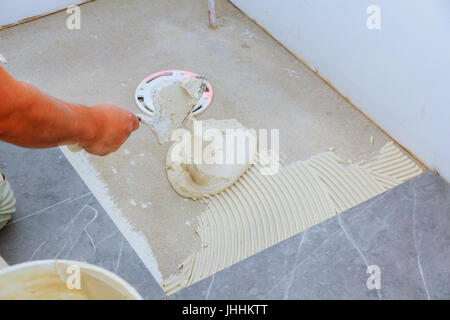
[0,0,423,281]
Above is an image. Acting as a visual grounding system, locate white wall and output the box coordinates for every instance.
[0,0,87,27]
[231,0,450,181]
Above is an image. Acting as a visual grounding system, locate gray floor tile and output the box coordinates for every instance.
[0,143,164,299]
[0,143,88,221]
[2,140,448,300]
[172,171,450,300]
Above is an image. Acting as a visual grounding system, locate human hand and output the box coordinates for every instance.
[79,104,139,156]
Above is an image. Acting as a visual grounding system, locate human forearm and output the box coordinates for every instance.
[0,79,94,148]
[0,67,139,155]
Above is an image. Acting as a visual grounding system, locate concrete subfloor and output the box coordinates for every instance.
[0,0,424,282]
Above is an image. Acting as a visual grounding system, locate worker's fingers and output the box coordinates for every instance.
[90,143,121,156]
[132,114,139,131]
[129,112,140,132]
[82,104,140,156]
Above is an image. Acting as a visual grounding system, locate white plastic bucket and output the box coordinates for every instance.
[0,259,142,300]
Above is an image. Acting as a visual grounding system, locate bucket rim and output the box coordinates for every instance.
[0,259,143,300]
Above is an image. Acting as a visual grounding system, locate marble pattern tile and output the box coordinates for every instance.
[0,142,164,299]
[172,172,450,300]
[2,139,448,300]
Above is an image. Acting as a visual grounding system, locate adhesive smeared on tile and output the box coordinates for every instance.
[163,142,423,294]
[59,146,163,284]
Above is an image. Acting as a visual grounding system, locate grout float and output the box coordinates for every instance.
[147,76,206,144]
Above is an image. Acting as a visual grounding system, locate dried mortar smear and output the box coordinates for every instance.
[163,142,423,294]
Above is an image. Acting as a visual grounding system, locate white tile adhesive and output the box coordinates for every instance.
[162,142,423,294]
[61,140,422,295]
